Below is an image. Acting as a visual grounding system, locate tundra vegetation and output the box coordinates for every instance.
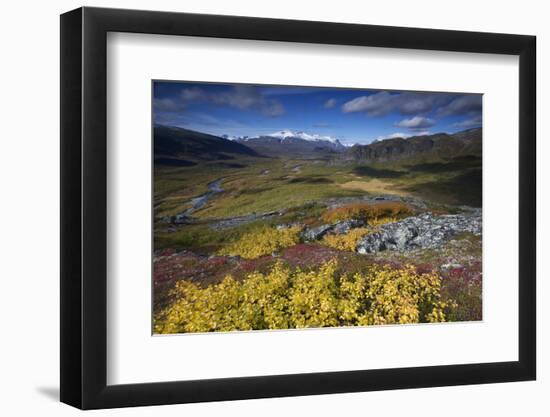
[153,126,482,333]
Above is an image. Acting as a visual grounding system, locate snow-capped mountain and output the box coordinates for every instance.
[226,129,341,144]
[231,129,346,157]
[222,134,249,141]
[264,129,341,144]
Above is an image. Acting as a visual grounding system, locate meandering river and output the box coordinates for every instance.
[184,178,224,215]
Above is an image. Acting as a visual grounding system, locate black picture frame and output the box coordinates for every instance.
[60,6,536,410]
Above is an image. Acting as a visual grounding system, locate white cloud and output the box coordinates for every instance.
[160,85,285,117]
[180,87,206,101]
[342,91,394,115]
[375,132,409,141]
[324,98,337,108]
[153,98,187,112]
[452,115,482,129]
[375,130,431,141]
[437,95,482,117]
[395,116,435,129]
[342,91,443,117]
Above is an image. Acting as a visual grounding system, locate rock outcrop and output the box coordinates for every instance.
[300,219,365,241]
[356,212,481,254]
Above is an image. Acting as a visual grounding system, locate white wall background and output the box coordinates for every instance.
[0,0,546,415]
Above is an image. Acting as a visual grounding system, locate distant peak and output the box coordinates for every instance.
[267,129,340,144]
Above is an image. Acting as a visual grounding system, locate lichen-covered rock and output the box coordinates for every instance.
[356,212,481,254]
[331,219,365,235]
[300,224,334,241]
[300,219,365,241]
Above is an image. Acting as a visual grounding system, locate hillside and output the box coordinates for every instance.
[343,128,482,163]
[154,125,259,165]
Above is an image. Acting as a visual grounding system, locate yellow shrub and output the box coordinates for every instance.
[340,265,446,325]
[218,225,301,259]
[154,260,446,334]
[321,227,370,251]
[288,260,340,328]
[367,216,399,228]
[155,262,293,333]
[155,276,247,333]
[321,202,412,224]
[240,263,292,329]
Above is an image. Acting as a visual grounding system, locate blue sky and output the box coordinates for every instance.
[153,81,482,145]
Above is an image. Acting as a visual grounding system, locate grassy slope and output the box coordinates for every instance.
[154,153,481,255]
[155,154,481,220]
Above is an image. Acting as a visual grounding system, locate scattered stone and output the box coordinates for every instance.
[441,263,463,270]
[209,211,280,230]
[326,194,401,209]
[276,222,301,230]
[163,213,194,225]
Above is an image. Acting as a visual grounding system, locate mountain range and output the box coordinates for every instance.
[343,128,482,163]
[231,129,346,157]
[154,125,482,165]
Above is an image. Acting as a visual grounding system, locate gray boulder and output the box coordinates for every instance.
[300,219,365,241]
[300,224,335,241]
[356,212,481,254]
[331,219,365,235]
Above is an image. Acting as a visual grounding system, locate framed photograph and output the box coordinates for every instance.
[60,6,536,409]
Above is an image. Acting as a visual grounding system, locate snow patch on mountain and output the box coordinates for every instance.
[266,129,340,143]
[224,129,343,144]
[222,134,249,141]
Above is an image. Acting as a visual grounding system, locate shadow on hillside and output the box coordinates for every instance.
[154,157,197,167]
[404,169,482,207]
[352,165,406,178]
[407,156,482,173]
[208,162,247,169]
[288,177,334,184]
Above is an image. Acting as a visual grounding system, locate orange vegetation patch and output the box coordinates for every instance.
[321,201,413,224]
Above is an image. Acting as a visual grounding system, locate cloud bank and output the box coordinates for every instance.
[342,91,444,117]
[155,85,285,117]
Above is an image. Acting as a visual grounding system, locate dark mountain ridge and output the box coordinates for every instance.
[154,125,260,165]
[235,135,344,158]
[154,125,481,166]
[343,128,481,163]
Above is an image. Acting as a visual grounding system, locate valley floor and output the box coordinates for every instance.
[153,155,482,333]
